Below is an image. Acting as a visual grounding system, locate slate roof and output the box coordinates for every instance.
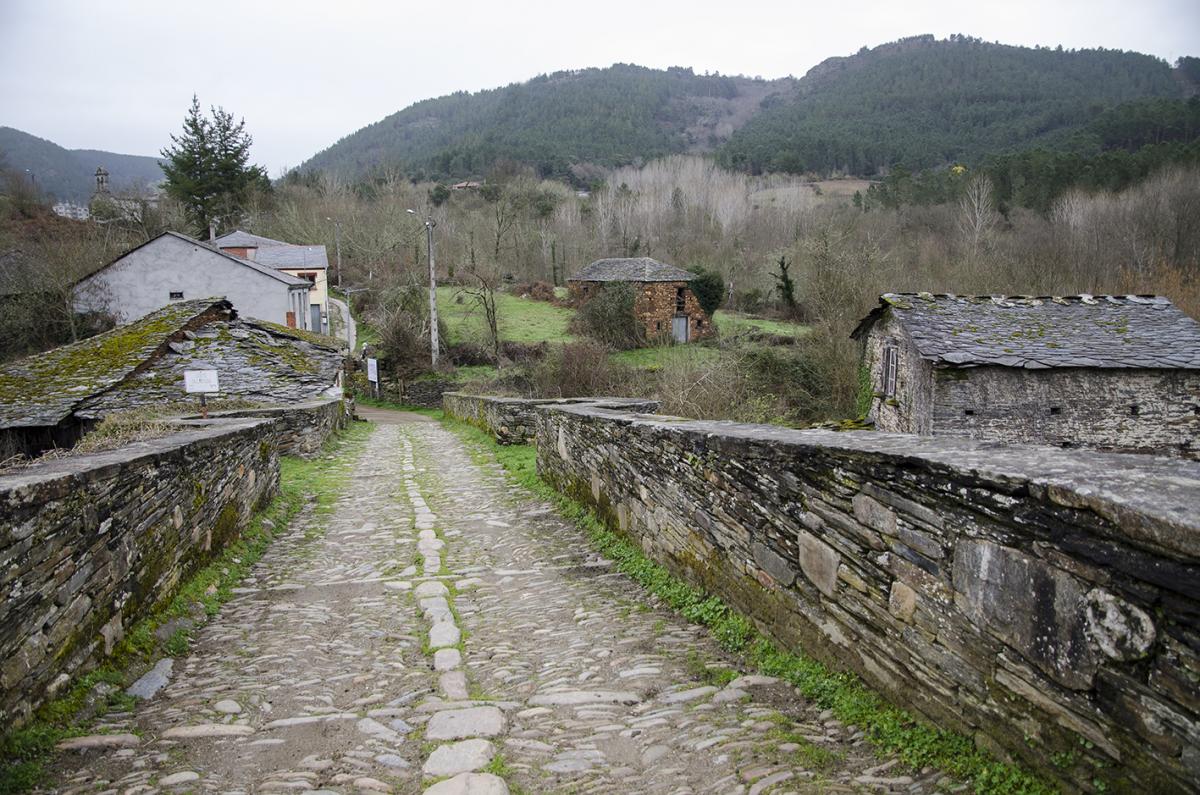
[0,296,346,430]
[852,293,1200,370]
[569,257,698,283]
[0,299,233,429]
[215,230,329,270]
[213,230,290,248]
[253,244,329,270]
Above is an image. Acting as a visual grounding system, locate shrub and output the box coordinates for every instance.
[690,268,725,317]
[366,284,446,377]
[510,281,557,303]
[570,282,645,350]
[528,342,632,398]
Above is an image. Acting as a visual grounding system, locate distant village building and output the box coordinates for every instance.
[0,299,344,457]
[852,293,1200,457]
[568,257,713,343]
[87,165,158,224]
[215,230,330,333]
[51,202,90,221]
[451,181,482,191]
[74,231,314,331]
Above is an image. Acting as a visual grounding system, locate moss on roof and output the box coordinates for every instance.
[247,318,344,350]
[0,299,228,427]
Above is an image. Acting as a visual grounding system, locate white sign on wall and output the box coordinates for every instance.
[366,358,379,384]
[183,369,220,394]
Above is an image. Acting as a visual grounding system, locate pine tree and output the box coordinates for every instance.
[160,96,269,238]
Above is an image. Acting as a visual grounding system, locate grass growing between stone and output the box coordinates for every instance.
[0,422,372,795]
[441,417,1057,795]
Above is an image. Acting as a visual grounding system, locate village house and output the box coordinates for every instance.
[852,292,1200,457]
[568,257,712,343]
[215,230,330,333]
[74,231,314,330]
[0,298,344,457]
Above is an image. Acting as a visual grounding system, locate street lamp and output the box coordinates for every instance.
[407,209,439,368]
[325,216,343,290]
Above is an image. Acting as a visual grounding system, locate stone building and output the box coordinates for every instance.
[568,257,712,343]
[0,299,344,457]
[214,230,330,333]
[74,231,314,330]
[852,293,1200,457]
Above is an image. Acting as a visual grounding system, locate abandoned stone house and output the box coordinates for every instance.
[852,293,1200,457]
[214,230,330,334]
[0,298,345,457]
[568,257,712,343]
[73,231,315,331]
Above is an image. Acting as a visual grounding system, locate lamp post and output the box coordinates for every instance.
[325,217,343,289]
[407,209,439,368]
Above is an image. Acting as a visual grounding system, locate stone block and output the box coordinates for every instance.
[953,539,1096,690]
[888,581,917,623]
[752,542,795,587]
[853,492,897,536]
[796,529,840,597]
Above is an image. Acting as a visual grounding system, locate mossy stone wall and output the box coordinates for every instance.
[0,418,279,726]
[465,396,1198,794]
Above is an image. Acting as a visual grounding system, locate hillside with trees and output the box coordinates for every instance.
[298,36,1193,183]
[301,65,789,183]
[0,127,163,202]
[718,35,1187,175]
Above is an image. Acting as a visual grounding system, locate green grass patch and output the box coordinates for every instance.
[610,344,723,370]
[438,286,575,345]
[713,311,809,338]
[0,423,371,794]
[439,416,1055,795]
[354,396,445,419]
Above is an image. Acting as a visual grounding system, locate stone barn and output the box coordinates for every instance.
[568,257,712,343]
[852,293,1200,457]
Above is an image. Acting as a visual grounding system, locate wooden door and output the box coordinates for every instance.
[672,315,689,343]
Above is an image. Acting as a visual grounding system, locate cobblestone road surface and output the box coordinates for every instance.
[52,410,954,795]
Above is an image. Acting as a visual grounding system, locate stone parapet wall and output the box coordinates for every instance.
[443,392,659,444]
[525,399,1199,793]
[200,398,348,458]
[0,418,279,726]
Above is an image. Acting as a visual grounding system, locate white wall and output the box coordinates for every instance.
[75,235,306,328]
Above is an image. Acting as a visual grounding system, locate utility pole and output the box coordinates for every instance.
[408,209,439,368]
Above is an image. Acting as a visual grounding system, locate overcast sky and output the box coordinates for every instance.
[1,0,1197,175]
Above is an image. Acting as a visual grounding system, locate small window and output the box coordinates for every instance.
[1129,405,1140,417]
[1049,406,1062,416]
[697,318,704,328]
[881,341,899,398]
[675,286,686,312]
[964,409,975,416]
[655,321,662,331]
[169,291,184,300]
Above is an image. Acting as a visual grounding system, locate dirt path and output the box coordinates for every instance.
[52,411,951,794]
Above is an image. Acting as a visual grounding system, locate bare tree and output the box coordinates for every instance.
[957,175,999,255]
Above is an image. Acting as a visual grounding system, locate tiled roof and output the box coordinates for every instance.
[853,293,1200,369]
[253,244,329,270]
[569,257,697,283]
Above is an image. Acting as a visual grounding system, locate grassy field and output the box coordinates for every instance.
[713,311,808,338]
[612,344,723,370]
[438,286,575,345]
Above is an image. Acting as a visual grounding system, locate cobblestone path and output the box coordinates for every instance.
[53,411,954,795]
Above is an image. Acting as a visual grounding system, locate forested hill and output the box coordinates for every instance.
[718,35,1188,175]
[301,36,1194,182]
[0,127,163,202]
[301,65,791,181]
